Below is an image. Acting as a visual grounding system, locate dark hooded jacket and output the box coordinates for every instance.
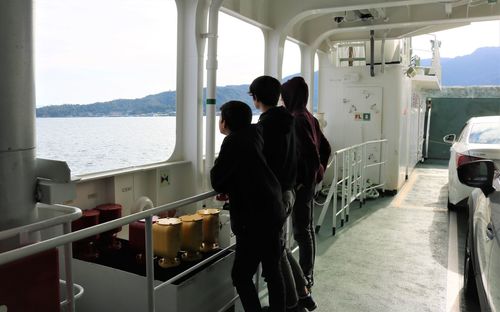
[281,77,332,188]
[210,124,285,236]
[258,106,297,191]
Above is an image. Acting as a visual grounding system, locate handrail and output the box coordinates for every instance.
[0,204,83,312]
[59,279,85,307]
[316,139,388,235]
[0,204,82,241]
[0,190,217,266]
[0,190,219,312]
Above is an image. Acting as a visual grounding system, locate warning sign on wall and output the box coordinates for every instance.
[354,112,372,121]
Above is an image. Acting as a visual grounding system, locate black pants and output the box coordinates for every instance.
[232,231,285,312]
[280,189,308,308]
[292,184,316,279]
[281,247,308,308]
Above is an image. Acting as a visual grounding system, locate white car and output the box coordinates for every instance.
[458,160,500,311]
[444,116,500,209]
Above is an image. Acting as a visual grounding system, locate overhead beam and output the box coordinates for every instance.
[312,10,500,52]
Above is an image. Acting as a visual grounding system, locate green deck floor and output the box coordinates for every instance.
[309,161,479,312]
[245,161,480,311]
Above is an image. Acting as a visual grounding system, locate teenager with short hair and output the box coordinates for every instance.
[250,76,317,312]
[211,100,286,312]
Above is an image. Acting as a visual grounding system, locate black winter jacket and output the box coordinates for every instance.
[210,125,285,236]
[258,106,297,191]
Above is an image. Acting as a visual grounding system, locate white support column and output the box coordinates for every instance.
[0,0,37,250]
[317,52,330,114]
[172,0,209,195]
[263,29,285,80]
[300,45,316,112]
[204,0,223,192]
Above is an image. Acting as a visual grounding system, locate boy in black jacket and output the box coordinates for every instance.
[210,101,286,312]
[250,76,316,312]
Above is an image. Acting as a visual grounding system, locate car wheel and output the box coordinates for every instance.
[464,229,477,297]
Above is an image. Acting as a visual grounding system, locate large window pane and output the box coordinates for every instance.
[282,40,301,79]
[35,0,177,175]
[209,12,264,154]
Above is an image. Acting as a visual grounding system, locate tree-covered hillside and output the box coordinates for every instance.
[36,85,252,117]
[37,47,499,117]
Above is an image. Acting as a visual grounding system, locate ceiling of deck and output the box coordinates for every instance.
[221,0,500,51]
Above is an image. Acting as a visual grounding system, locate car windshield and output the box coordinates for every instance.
[468,122,500,144]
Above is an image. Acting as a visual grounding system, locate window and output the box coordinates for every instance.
[210,12,264,154]
[458,124,470,143]
[468,122,500,144]
[35,0,177,175]
[336,42,366,67]
[282,40,301,79]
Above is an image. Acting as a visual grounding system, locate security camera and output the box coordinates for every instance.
[333,16,344,23]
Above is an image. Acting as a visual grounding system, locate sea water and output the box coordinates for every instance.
[36,116,230,176]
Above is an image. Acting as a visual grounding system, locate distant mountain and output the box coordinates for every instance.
[36,91,177,117]
[37,85,253,117]
[38,47,497,117]
[421,47,500,86]
[36,77,319,118]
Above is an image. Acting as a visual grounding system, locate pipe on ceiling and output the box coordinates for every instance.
[370,30,375,77]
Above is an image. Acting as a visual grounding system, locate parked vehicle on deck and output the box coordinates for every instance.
[444,116,500,209]
[458,160,500,311]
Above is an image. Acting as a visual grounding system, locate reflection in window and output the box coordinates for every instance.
[469,122,500,144]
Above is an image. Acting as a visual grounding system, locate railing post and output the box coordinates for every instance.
[361,144,367,203]
[332,154,338,236]
[63,222,75,312]
[314,153,337,235]
[341,152,346,227]
[145,216,155,312]
[382,140,387,194]
[356,146,362,207]
[346,149,352,223]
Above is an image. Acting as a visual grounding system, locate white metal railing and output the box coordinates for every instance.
[0,191,226,312]
[316,139,388,235]
[0,204,82,312]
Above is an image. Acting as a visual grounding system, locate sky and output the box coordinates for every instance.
[412,21,500,59]
[34,0,500,107]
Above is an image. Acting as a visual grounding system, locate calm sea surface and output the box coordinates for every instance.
[36,116,260,176]
[36,117,220,176]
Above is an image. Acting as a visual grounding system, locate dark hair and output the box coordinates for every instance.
[281,76,309,113]
[220,101,252,132]
[248,75,281,107]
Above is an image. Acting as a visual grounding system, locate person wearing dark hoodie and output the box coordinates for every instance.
[250,76,316,312]
[210,101,286,312]
[281,77,331,290]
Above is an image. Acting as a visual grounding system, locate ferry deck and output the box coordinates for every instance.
[224,160,479,312]
[1,0,499,311]
[309,160,478,312]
